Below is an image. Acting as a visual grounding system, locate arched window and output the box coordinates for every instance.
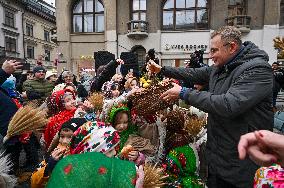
[132,0,146,21]
[132,46,146,68]
[73,0,104,33]
[280,0,284,26]
[163,0,208,30]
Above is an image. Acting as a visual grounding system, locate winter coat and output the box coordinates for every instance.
[23,78,54,101]
[162,41,273,188]
[0,69,18,136]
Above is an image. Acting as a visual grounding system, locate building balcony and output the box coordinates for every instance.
[225,15,251,33]
[127,20,148,39]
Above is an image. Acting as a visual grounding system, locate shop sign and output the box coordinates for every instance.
[165,44,208,51]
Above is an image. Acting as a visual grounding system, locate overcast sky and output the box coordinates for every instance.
[43,0,55,6]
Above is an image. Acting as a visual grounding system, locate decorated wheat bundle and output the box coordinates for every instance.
[3,104,48,142]
[273,37,284,59]
[184,117,206,139]
[88,92,104,111]
[143,163,168,187]
[128,82,175,116]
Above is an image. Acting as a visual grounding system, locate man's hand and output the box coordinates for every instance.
[238,130,284,167]
[116,59,124,65]
[2,60,22,74]
[160,83,182,102]
[147,60,162,74]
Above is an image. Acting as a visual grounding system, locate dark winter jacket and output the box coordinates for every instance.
[162,41,273,188]
[23,78,53,101]
[90,60,118,93]
[0,69,18,136]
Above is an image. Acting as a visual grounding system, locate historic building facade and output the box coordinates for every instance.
[0,0,57,70]
[23,0,57,70]
[55,0,284,73]
[0,0,25,60]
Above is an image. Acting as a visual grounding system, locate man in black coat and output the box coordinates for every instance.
[0,60,22,137]
[148,26,273,188]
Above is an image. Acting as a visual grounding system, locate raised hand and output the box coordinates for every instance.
[2,60,22,74]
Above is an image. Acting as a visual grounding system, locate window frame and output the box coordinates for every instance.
[45,49,50,61]
[72,0,105,33]
[27,45,35,59]
[4,9,15,28]
[131,0,147,21]
[280,0,284,26]
[162,0,209,30]
[5,37,17,52]
[26,23,33,37]
[44,30,50,42]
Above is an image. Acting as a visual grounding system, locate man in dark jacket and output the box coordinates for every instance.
[148,26,273,188]
[0,60,22,137]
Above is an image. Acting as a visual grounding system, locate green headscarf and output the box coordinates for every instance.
[165,145,204,188]
[47,152,137,188]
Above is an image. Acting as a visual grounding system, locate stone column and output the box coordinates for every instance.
[55,0,72,72]
[104,0,118,57]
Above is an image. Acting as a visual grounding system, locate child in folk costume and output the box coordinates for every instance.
[46,152,166,188]
[106,103,156,165]
[31,118,86,188]
[161,110,206,188]
[44,89,77,149]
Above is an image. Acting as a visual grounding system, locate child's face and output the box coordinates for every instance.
[115,112,128,132]
[105,147,117,158]
[64,94,76,110]
[111,89,120,98]
[59,129,73,146]
[130,80,138,90]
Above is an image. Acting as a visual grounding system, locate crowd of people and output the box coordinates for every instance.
[0,26,283,188]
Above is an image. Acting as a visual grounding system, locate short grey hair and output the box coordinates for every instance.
[211,26,242,46]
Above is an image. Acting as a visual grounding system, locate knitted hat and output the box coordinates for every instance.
[71,121,120,154]
[46,152,137,188]
[33,66,46,74]
[60,118,87,133]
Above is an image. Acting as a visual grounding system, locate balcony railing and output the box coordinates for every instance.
[225,15,251,33]
[127,20,148,39]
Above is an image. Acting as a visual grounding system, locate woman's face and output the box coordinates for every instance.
[64,94,76,110]
[115,113,128,132]
[63,74,73,84]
